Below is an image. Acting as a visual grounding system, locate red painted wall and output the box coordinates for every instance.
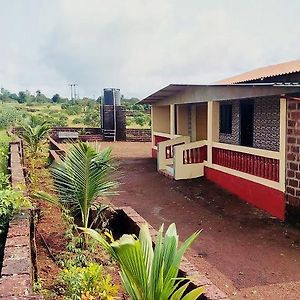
[205,167,285,220]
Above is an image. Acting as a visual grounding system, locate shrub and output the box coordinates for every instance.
[72,117,84,125]
[0,188,31,235]
[0,107,21,129]
[59,262,118,300]
[83,223,203,300]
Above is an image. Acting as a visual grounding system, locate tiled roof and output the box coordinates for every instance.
[217,59,300,84]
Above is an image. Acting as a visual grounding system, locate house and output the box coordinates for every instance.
[140,59,300,221]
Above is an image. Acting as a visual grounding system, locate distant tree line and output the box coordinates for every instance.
[0,88,68,104]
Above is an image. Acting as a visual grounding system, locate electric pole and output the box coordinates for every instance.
[68,83,78,100]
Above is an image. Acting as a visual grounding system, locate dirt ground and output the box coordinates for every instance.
[99,141,300,300]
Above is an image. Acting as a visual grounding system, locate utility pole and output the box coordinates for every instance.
[68,84,73,100]
[68,83,78,100]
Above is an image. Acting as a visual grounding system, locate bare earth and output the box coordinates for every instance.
[100,141,300,300]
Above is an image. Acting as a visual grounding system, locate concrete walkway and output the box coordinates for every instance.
[103,142,300,300]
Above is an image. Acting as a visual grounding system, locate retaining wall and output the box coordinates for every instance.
[109,206,229,300]
[0,141,40,299]
[126,128,151,142]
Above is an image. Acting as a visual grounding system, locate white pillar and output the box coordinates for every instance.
[207,101,219,166]
[191,104,197,142]
[170,104,175,137]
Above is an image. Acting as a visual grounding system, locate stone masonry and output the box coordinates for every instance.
[286,99,300,218]
[0,140,41,299]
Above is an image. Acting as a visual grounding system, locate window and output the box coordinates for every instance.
[220,104,232,134]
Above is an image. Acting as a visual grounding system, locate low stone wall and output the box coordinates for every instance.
[110,207,229,300]
[126,128,151,142]
[0,141,41,299]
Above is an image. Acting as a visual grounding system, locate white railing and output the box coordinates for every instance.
[173,140,208,180]
[157,136,190,171]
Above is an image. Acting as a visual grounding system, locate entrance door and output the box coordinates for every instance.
[240,101,254,147]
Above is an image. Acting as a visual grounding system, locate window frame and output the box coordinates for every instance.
[220,104,232,134]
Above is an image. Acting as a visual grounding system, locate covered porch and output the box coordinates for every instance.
[142,84,300,219]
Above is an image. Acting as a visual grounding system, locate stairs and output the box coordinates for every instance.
[103,129,116,141]
[159,164,175,179]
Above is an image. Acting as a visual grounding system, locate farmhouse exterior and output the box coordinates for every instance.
[140,59,300,220]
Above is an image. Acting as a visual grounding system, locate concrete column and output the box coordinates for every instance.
[191,104,197,142]
[207,101,220,165]
[170,104,175,137]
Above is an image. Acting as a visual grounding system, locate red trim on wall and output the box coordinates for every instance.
[154,135,169,146]
[152,148,157,158]
[205,167,285,220]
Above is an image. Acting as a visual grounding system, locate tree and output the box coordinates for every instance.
[19,116,50,158]
[52,93,61,103]
[36,143,117,242]
[18,91,26,103]
[9,93,19,102]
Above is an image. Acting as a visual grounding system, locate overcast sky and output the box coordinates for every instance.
[0,0,300,99]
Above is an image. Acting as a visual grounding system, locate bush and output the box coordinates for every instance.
[0,188,31,234]
[72,117,84,125]
[0,107,21,129]
[0,131,11,173]
[59,262,118,300]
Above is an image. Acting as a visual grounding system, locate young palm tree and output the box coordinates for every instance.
[36,142,117,232]
[82,223,203,300]
[19,116,50,158]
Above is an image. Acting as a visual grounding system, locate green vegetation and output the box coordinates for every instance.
[36,142,117,241]
[59,262,118,300]
[1,87,150,129]
[0,131,12,174]
[19,116,50,158]
[83,223,203,300]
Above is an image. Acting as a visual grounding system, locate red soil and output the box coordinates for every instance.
[99,141,300,300]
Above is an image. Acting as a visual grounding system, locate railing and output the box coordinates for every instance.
[173,140,208,180]
[212,143,280,182]
[157,136,191,170]
[183,145,207,164]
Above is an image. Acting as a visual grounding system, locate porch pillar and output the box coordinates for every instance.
[191,104,197,142]
[279,97,286,191]
[207,101,219,166]
[170,104,175,137]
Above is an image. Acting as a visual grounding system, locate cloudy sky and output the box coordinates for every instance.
[0,0,300,99]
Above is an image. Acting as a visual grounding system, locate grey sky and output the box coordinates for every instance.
[0,0,300,99]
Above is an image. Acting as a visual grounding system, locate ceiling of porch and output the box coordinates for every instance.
[140,83,300,105]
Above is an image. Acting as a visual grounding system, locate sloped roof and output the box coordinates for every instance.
[217,59,300,84]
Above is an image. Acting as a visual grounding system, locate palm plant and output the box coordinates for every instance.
[36,142,117,232]
[19,116,50,158]
[82,223,203,300]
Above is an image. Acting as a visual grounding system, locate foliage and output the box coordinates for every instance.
[0,173,9,190]
[36,142,117,233]
[72,117,84,125]
[83,107,99,127]
[0,131,12,174]
[51,93,61,103]
[0,106,21,129]
[0,188,31,235]
[19,116,50,158]
[83,223,203,300]
[59,262,118,300]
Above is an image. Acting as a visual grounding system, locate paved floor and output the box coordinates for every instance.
[102,142,300,299]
